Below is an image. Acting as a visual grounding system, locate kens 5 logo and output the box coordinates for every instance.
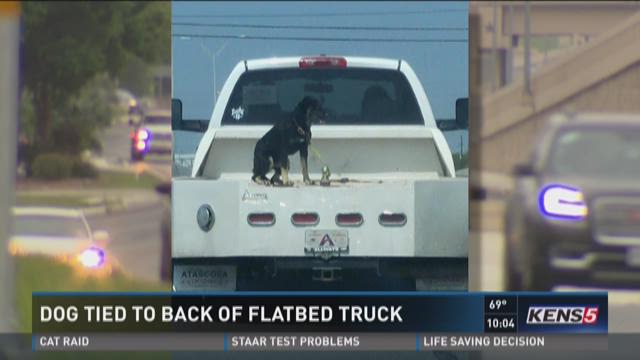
[526,306,599,325]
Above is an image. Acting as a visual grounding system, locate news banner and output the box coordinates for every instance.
[32,292,608,351]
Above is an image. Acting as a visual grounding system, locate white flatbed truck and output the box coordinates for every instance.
[171,56,468,291]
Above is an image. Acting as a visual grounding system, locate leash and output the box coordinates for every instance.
[309,144,328,167]
[308,145,376,185]
[309,144,331,185]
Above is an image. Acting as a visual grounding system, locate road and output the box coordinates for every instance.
[83,120,172,282]
[473,198,640,333]
[86,202,166,282]
[98,121,172,180]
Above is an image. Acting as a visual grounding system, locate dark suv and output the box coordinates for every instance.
[504,113,640,290]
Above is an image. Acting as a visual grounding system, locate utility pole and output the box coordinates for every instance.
[506,3,514,85]
[201,37,241,106]
[468,11,482,291]
[0,1,20,335]
[180,34,244,108]
[524,1,532,96]
[492,1,498,92]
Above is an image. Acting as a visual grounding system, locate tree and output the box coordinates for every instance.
[21,1,170,149]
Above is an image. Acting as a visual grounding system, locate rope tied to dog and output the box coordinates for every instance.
[309,144,328,167]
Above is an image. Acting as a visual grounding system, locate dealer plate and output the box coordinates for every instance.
[173,264,237,291]
[305,230,349,256]
[626,247,640,268]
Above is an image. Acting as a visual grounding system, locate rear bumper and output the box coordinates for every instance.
[172,256,468,291]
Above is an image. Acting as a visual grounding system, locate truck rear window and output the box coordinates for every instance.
[222,68,424,125]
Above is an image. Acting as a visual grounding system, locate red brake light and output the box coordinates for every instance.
[336,213,363,227]
[379,212,407,226]
[247,213,275,226]
[299,56,347,69]
[291,212,319,226]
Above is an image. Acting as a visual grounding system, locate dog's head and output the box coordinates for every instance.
[295,96,327,128]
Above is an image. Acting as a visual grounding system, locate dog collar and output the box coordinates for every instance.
[292,117,306,136]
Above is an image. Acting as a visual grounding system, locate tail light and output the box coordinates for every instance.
[379,212,407,226]
[336,213,363,227]
[291,212,319,226]
[248,213,276,226]
[299,56,347,69]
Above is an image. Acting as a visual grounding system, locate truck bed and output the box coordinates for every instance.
[216,171,442,186]
[193,126,456,178]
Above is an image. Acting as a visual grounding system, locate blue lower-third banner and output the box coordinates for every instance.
[32,292,608,334]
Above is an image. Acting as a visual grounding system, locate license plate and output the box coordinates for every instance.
[626,247,640,268]
[172,264,237,291]
[305,230,349,255]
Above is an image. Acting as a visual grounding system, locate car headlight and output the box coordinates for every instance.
[78,247,105,268]
[539,184,588,220]
[8,242,22,256]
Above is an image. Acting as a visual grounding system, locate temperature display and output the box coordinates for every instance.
[484,295,517,314]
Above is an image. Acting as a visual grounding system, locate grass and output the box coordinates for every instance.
[15,170,162,208]
[95,170,162,190]
[16,255,170,333]
[16,194,92,208]
[14,256,171,359]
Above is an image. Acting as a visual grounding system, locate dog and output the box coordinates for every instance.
[252,96,325,186]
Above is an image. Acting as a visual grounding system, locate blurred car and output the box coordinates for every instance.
[111,88,139,124]
[130,109,172,161]
[113,88,138,113]
[155,183,172,282]
[504,113,640,290]
[9,207,116,275]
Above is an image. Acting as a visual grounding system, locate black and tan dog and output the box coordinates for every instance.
[252,96,325,186]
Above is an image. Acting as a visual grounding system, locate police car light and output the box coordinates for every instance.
[137,128,150,141]
[136,140,147,151]
[539,184,588,220]
[78,247,105,268]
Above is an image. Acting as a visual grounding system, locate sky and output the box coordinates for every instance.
[172,1,468,153]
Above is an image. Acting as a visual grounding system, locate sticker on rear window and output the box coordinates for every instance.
[231,106,245,121]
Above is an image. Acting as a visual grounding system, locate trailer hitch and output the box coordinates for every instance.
[312,267,342,282]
